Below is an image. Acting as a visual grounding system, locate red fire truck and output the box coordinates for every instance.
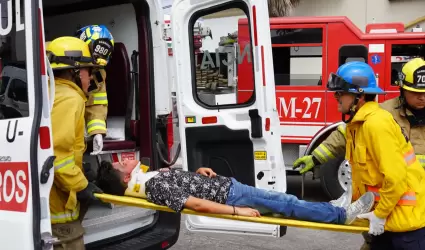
[235,16,425,199]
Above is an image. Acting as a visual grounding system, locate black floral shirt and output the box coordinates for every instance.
[145,169,232,212]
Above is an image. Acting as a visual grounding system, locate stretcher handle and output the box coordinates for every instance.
[95,193,371,234]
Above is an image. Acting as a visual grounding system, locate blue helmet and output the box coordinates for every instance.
[75,25,114,66]
[327,61,385,95]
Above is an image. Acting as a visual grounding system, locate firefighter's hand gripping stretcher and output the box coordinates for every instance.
[93,159,371,233]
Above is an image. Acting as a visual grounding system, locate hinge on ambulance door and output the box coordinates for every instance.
[41,232,60,250]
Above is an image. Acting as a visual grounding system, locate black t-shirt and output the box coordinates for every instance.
[145,169,232,212]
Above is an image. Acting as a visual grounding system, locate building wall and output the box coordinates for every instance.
[200,15,245,52]
[291,0,425,31]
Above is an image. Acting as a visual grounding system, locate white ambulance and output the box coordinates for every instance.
[0,0,286,249]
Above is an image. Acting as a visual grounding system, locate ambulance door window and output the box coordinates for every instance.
[390,44,425,86]
[8,78,28,117]
[0,0,28,120]
[271,28,323,86]
[191,6,255,107]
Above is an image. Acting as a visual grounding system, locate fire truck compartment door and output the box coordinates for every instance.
[171,0,286,237]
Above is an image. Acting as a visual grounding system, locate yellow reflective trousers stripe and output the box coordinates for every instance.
[87,119,107,134]
[92,92,108,105]
[54,155,75,172]
[51,207,80,224]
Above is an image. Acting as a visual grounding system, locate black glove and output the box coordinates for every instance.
[77,182,103,202]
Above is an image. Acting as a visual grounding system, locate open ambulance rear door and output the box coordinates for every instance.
[171,0,287,237]
[0,0,54,249]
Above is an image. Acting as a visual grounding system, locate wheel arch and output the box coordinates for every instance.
[304,121,345,156]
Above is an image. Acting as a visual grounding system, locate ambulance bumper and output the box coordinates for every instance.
[86,211,181,250]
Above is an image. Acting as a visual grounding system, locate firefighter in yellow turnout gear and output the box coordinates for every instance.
[294,58,425,174]
[47,37,104,249]
[75,25,115,154]
[86,69,108,138]
[294,58,425,249]
[296,61,425,250]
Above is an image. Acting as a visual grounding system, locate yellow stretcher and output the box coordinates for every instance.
[95,193,370,234]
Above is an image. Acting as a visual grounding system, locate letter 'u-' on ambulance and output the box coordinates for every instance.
[0,0,287,249]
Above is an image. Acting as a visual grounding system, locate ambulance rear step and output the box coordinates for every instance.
[84,208,181,250]
[82,204,155,244]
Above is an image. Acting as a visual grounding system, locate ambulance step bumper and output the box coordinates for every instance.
[86,211,181,250]
[82,205,156,236]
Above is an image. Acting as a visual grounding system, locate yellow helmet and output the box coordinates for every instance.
[46,36,97,71]
[398,57,425,93]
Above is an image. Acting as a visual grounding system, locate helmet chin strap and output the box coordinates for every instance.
[71,68,84,92]
[341,94,361,124]
[399,88,406,107]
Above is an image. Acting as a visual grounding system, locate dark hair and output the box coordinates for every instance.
[54,69,72,78]
[364,94,377,102]
[54,68,84,89]
[96,161,127,196]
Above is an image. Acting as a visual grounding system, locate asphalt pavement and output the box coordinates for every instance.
[170,174,364,250]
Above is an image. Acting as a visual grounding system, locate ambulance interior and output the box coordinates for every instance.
[6,0,425,246]
[42,0,180,247]
[0,0,400,244]
[41,0,312,242]
[0,0,256,245]
[40,0,268,245]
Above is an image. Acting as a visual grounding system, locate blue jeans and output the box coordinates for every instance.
[225,178,346,224]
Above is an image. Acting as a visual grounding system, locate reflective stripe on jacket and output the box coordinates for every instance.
[312,123,347,164]
[313,97,425,168]
[50,77,89,224]
[417,155,425,168]
[86,119,107,135]
[367,186,417,206]
[85,69,108,136]
[346,101,425,232]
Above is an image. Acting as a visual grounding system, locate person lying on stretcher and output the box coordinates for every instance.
[96,159,373,225]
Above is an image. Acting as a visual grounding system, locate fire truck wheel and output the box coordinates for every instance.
[319,156,347,200]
